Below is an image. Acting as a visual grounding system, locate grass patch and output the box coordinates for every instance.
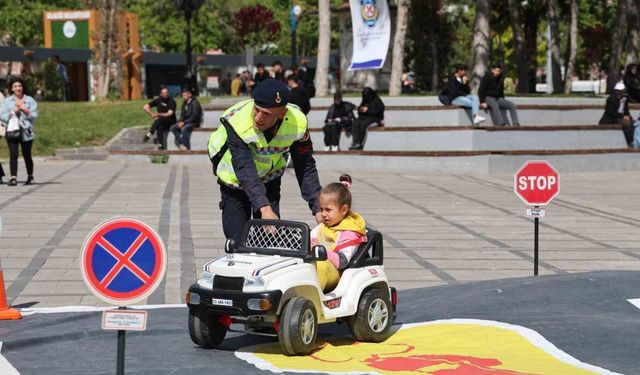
[0,100,148,158]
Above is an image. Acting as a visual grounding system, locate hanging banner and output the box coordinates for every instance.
[349,0,391,70]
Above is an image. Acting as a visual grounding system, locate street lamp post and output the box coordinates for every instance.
[174,0,203,95]
[290,1,303,66]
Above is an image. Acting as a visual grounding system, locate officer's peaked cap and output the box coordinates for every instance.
[254,79,289,108]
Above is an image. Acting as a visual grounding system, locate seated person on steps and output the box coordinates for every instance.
[312,174,367,292]
[143,86,176,150]
[444,63,486,126]
[478,64,520,126]
[323,91,355,151]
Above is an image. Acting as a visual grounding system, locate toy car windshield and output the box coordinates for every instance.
[236,219,311,258]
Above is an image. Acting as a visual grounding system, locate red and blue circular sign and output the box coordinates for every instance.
[81,217,167,305]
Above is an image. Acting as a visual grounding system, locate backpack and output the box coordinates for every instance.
[438,90,451,105]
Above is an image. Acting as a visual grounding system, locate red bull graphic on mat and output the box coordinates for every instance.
[235,319,620,374]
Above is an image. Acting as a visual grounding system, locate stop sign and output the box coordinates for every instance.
[514,161,559,205]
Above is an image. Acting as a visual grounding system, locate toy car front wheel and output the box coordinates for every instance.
[349,288,392,342]
[278,297,318,356]
[188,308,227,349]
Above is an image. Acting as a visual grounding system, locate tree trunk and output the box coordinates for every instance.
[389,0,410,96]
[547,0,563,94]
[625,0,639,65]
[430,37,439,91]
[508,0,528,93]
[607,0,629,93]
[563,0,579,94]
[314,0,331,97]
[524,6,540,93]
[471,0,490,92]
[94,0,120,99]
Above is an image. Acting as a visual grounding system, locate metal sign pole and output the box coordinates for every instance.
[534,205,539,276]
[117,306,127,375]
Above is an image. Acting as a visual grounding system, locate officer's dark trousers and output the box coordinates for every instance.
[219,178,281,242]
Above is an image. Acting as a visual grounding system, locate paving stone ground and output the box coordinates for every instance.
[1,159,640,308]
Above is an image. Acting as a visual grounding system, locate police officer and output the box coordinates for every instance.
[208,79,322,241]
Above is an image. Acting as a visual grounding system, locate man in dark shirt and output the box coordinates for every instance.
[287,74,311,115]
[271,60,286,83]
[478,64,520,126]
[599,82,634,147]
[212,79,322,241]
[170,86,202,150]
[254,63,270,85]
[143,86,177,150]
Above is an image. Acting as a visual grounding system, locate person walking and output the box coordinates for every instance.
[0,76,38,186]
[143,86,177,150]
[478,64,520,126]
[444,64,486,126]
[207,79,322,241]
[53,55,72,101]
[0,89,5,184]
[170,86,202,150]
[349,87,385,150]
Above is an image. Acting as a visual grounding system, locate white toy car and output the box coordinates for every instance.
[186,219,397,355]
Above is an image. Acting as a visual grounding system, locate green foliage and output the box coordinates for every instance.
[0,0,84,46]
[150,154,169,163]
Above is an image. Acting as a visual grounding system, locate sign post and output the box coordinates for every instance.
[81,217,167,375]
[514,161,560,276]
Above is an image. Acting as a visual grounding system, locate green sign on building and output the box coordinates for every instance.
[51,20,89,49]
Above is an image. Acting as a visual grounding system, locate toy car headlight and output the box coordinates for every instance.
[243,276,265,288]
[198,270,214,289]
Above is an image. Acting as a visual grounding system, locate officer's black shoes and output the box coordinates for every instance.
[7,177,17,186]
[24,175,34,185]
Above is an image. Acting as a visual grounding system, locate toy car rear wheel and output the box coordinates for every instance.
[278,297,317,356]
[188,308,227,349]
[349,288,392,342]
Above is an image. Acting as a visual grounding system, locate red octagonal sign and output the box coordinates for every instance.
[514,161,559,206]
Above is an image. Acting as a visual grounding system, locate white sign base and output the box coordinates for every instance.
[102,310,147,331]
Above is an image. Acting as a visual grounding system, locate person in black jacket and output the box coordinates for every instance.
[349,87,385,150]
[599,82,634,147]
[445,64,486,125]
[478,64,520,126]
[287,74,311,115]
[323,91,355,151]
[623,63,640,103]
[170,86,202,150]
[254,63,270,85]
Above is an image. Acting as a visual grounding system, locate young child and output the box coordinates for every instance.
[311,174,367,292]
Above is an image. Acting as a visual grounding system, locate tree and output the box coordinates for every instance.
[315,0,331,97]
[471,0,490,92]
[625,1,639,65]
[233,5,281,67]
[547,0,563,94]
[508,0,529,93]
[563,0,579,94]
[389,0,410,96]
[607,0,629,93]
[91,0,121,98]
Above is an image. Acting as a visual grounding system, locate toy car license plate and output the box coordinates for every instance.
[212,298,233,306]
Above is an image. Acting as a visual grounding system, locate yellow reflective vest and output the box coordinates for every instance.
[208,99,308,188]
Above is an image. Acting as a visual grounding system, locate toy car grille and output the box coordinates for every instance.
[244,223,304,252]
[213,276,244,291]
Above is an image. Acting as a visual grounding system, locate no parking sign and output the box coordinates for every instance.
[80,217,167,306]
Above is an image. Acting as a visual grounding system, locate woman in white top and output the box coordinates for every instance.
[0,76,38,186]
